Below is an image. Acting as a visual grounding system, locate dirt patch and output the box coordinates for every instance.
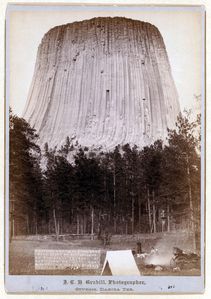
[9,232,200,276]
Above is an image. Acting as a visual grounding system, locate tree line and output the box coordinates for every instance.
[9,108,201,249]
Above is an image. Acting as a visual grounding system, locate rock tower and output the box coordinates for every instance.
[23,17,180,150]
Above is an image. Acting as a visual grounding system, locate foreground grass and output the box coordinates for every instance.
[9,233,200,276]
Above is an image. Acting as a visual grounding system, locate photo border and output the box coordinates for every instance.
[4,3,206,294]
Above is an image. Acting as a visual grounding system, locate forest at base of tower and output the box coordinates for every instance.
[9,108,201,252]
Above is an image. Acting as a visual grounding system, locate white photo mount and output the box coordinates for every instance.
[5,3,205,294]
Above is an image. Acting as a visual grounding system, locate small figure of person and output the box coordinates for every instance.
[136,242,142,254]
[150,247,159,255]
[103,229,111,247]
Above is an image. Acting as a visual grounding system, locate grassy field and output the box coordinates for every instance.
[9,232,201,276]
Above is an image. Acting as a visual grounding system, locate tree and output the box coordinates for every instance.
[9,108,42,238]
[140,140,164,233]
[43,144,74,240]
[166,110,201,251]
[74,149,104,237]
[9,107,201,244]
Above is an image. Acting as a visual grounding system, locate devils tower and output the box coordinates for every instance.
[23,17,180,150]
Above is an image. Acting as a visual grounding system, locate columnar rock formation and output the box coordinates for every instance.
[23,17,180,150]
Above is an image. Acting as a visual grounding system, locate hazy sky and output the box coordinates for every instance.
[8,5,204,116]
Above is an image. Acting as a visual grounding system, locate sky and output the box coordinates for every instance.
[8,5,204,117]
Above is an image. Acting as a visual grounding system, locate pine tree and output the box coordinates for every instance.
[74,149,104,237]
[9,108,42,238]
[140,140,164,233]
[166,110,201,250]
[43,144,74,239]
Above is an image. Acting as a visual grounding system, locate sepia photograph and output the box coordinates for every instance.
[5,3,205,293]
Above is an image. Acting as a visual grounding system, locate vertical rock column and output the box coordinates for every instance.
[23,17,180,150]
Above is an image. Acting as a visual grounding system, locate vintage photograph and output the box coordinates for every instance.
[5,4,205,293]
